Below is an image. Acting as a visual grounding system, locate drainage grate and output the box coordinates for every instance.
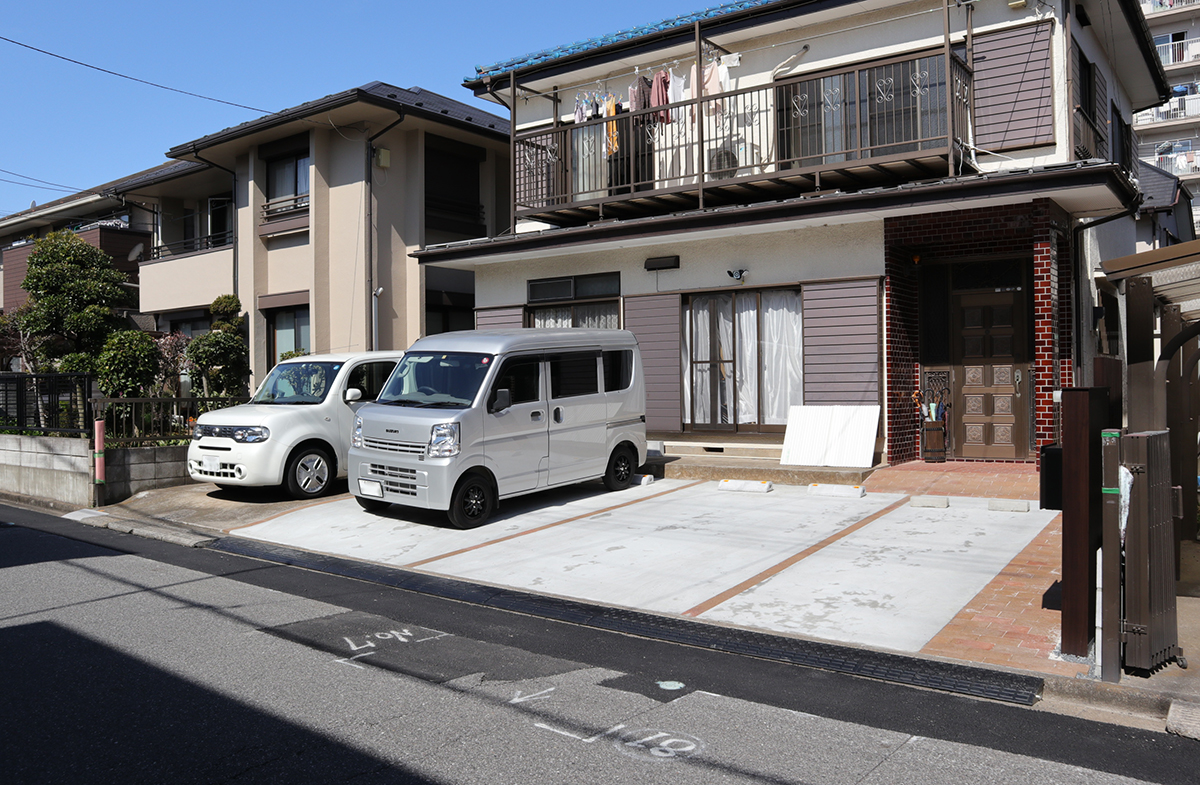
[209,537,1044,706]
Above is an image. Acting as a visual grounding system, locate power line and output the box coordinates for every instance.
[0,176,78,194]
[0,34,271,114]
[0,167,84,193]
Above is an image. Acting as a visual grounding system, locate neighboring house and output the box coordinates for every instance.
[1135,0,1200,235]
[417,0,1169,465]
[1134,160,1195,250]
[0,82,510,383]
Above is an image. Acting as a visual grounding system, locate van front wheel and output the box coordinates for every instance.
[448,472,495,529]
[603,446,636,491]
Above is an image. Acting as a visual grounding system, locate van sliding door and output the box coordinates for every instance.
[548,350,608,484]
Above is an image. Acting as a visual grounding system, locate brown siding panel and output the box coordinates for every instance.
[624,294,681,432]
[973,22,1054,152]
[475,307,525,329]
[2,242,34,312]
[803,281,880,405]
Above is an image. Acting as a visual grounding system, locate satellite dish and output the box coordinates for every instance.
[128,243,144,262]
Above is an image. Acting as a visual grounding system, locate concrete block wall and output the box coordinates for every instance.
[0,435,194,509]
[104,445,192,502]
[0,434,94,508]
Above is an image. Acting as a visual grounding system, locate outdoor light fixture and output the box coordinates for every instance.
[727,268,748,281]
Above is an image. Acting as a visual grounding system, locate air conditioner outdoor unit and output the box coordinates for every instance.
[708,145,741,180]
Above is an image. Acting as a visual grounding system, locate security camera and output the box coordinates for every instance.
[727,269,747,280]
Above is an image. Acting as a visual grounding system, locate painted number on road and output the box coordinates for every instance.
[535,722,702,761]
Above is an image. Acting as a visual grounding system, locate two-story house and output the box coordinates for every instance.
[417,0,1168,466]
[1,82,510,383]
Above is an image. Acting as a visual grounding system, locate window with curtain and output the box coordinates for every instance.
[270,306,310,364]
[267,153,311,212]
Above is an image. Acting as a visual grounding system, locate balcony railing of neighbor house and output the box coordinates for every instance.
[514,49,973,225]
[90,396,251,446]
[0,373,94,436]
[1142,0,1200,13]
[1135,92,1200,126]
[149,230,234,260]
[1140,136,1200,176]
[1155,40,1200,68]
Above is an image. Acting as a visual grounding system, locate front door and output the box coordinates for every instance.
[952,290,1030,459]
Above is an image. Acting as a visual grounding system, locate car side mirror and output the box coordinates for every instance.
[344,388,363,403]
[490,388,511,413]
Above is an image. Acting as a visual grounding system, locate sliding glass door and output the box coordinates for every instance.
[683,289,803,431]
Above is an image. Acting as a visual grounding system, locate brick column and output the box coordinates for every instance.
[885,250,920,465]
[1032,202,1059,458]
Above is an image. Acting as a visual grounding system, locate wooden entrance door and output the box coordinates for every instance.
[952,290,1030,459]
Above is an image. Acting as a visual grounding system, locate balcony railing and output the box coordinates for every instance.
[1155,40,1200,67]
[261,193,309,219]
[149,230,234,260]
[1142,0,1200,14]
[1140,134,1200,176]
[1135,93,1200,126]
[514,50,973,225]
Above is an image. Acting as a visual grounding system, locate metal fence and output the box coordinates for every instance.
[90,396,251,446]
[0,373,95,436]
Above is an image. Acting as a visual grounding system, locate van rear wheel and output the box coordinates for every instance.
[603,446,636,491]
[448,472,495,529]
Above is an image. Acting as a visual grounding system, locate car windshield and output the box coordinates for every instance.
[251,361,342,405]
[377,352,493,409]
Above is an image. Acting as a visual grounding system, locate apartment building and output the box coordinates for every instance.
[417,0,1168,464]
[1,82,510,383]
[1136,0,1200,233]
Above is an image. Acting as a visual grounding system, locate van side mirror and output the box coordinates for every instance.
[344,388,363,403]
[490,388,511,413]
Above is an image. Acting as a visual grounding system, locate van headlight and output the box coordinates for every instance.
[352,415,363,448]
[428,422,460,457]
[232,426,270,443]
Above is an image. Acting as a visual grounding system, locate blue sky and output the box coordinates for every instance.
[0,0,708,218]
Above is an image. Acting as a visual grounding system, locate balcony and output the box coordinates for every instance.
[1154,40,1200,68]
[258,193,310,237]
[1135,93,1200,126]
[1140,137,1200,177]
[1142,0,1200,14]
[514,51,973,226]
[150,230,233,260]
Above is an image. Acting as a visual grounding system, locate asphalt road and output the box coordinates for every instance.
[3,502,1199,785]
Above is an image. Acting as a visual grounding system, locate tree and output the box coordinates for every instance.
[185,295,249,396]
[155,332,193,397]
[17,230,134,372]
[96,330,161,398]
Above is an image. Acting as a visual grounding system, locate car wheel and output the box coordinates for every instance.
[355,496,389,512]
[447,472,495,529]
[603,445,636,491]
[285,446,333,499]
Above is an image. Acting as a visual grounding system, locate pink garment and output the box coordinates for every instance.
[689,62,724,119]
[650,69,671,123]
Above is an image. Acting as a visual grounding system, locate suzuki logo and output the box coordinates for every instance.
[385,428,399,434]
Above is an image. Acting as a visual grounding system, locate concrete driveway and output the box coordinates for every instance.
[220,479,1056,655]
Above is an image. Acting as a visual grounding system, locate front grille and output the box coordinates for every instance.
[367,463,417,497]
[363,437,425,455]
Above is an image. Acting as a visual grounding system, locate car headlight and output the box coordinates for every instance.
[192,424,204,440]
[352,415,363,449]
[232,426,270,443]
[428,422,460,457]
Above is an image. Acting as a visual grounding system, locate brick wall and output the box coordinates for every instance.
[883,199,1069,465]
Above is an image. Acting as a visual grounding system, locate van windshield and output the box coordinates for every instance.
[377,352,493,409]
[252,362,342,405]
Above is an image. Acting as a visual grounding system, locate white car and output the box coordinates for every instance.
[187,351,406,498]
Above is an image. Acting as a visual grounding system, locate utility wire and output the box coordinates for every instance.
[0,167,85,193]
[0,176,78,193]
[0,34,271,114]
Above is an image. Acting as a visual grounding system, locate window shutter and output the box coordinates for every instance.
[1094,68,1109,160]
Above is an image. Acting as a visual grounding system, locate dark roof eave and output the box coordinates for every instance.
[416,164,1136,264]
[1118,0,1172,110]
[167,87,508,160]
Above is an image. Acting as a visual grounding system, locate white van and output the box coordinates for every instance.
[188,351,406,498]
[348,329,646,528]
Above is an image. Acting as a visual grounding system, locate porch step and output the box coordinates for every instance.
[660,441,783,460]
[643,453,875,487]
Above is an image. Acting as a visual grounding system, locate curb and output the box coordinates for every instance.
[64,510,216,548]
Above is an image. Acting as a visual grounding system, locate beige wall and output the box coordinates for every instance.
[473,220,886,309]
[139,248,234,313]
